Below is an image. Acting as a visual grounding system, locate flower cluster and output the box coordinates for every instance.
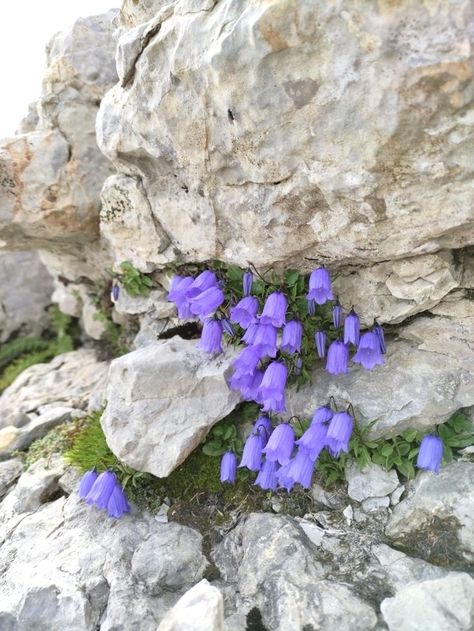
[77,469,130,518]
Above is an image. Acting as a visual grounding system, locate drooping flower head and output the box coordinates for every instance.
[286,450,315,488]
[243,271,253,297]
[239,433,265,471]
[263,422,295,465]
[373,321,386,354]
[233,346,261,377]
[189,286,224,319]
[185,270,218,299]
[107,483,130,519]
[220,451,237,484]
[168,275,194,319]
[254,415,272,443]
[221,318,235,337]
[307,299,316,316]
[242,320,259,346]
[315,330,327,359]
[280,320,303,354]
[294,355,303,376]
[311,406,334,424]
[259,361,287,413]
[198,319,223,354]
[251,323,278,358]
[416,435,443,474]
[230,296,259,329]
[85,470,118,510]
[240,370,264,403]
[332,302,343,329]
[78,469,98,500]
[255,458,278,491]
[296,422,328,461]
[307,267,334,305]
[344,309,360,345]
[260,291,288,328]
[326,411,354,456]
[111,283,120,303]
[353,331,384,370]
[276,462,295,493]
[326,340,349,375]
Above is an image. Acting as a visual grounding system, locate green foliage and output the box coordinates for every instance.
[93,309,130,357]
[202,402,259,457]
[116,261,153,298]
[21,417,88,468]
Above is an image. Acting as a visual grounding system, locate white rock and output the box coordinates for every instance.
[346,462,399,502]
[0,458,23,500]
[157,580,224,631]
[390,485,405,507]
[101,338,240,476]
[362,496,390,512]
[342,505,354,525]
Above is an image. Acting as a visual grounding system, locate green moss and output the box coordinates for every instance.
[19,416,88,468]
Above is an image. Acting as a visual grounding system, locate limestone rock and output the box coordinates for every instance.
[346,462,399,502]
[0,458,22,500]
[385,461,474,567]
[101,338,240,477]
[381,574,474,631]
[98,0,474,271]
[157,580,224,631]
[0,251,53,342]
[213,513,377,631]
[287,303,474,437]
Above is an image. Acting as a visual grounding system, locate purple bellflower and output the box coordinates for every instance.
[239,433,265,471]
[260,291,288,328]
[240,370,264,402]
[280,320,303,354]
[353,331,384,370]
[86,470,118,510]
[417,435,443,473]
[189,286,224,319]
[259,361,287,413]
[221,318,235,337]
[255,458,278,491]
[315,330,327,359]
[78,469,98,499]
[107,483,130,519]
[168,275,194,319]
[312,406,334,424]
[296,422,328,461]
[230,296,259,329]
[332,302,342,328]
[307,298,316,316]
[326,340,349,375]
[254,415,272,443]
[198,319,223,354]
[242,320,259,345]
[220,451,237,484]
[326,411,354,456]
[373,321,386,354]
[294,355,303,376]
[344,309,360,345]
[251,323,278,358]
[263,422,295,465]
[243,271,253,296]
[277,462,295,493]
[307,267,334,305]
[286,450,315,488]
[185,270,218,299]
[111,284,120,303]
[233,346,261,376]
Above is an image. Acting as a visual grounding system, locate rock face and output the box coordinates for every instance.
[101,338,240,477]
[0,251,53,342]
[156,580,224,631]
[385,461,474,567]
[98,0,474,272]
[346,462,399,503]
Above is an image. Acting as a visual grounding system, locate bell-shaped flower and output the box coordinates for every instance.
[111,283,120,303]
[243,271,253,297]
[286,450,315,488]
[326,411,354,455]
[189,286,224,319]
[254,415,272,443]
[77,469,98,500]
[198,319,223,354]
[185,270,218,299]
[307,267,334,305]
[263,422,294,465]
[344,309,360,345]
[168,275,194,319]
[416,435,443,474]
[255,458,278,491]
[221,318,235,337]
[251,323,278,359]
[85,470,118,510]
[332,302,343,329]
[260,291,288,328]
[326,340,349,375]
[230,296,259,329]
[280,320,303,354]
[307,298,316,316]
[353,331,384,370]
[233,346,261,377]
[242,321,259,345]
[296,422,328,461]
[315,330,327,359]
[311,406,333,424]
[259,361,287,413]
[294,355,303,376]
[241,370,264,403]
[239,433,265,471]
[220,451,237,484]
[276,462,295,492]
[373,322,386,354]
[107,483,130,519]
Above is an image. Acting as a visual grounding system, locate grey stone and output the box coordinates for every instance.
[362,496,390,512]
[101,338,240,477]
[346,462,399,502]
[157,580,224,631]
[131,523,208,593]
[390,485,405,507]
[385,461,474,566]
[381,574,474,631]
[0,458,22,500]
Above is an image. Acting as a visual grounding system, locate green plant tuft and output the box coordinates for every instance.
[116,261,153,298]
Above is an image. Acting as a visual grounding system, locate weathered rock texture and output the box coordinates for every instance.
[101,338,240,477]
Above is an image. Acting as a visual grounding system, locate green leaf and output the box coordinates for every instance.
[222,425,236,441]
[397,443,410,456]
[450,413,472,434]
[397,460,415,480]
[285,269,300,287]
[212,426,224,437]
[202,442,226,457]
[443,444,454,463]
[402,429,418,443]
[408,447,419,460]
[380,443,394,457]
[446,436,474,449]
[438,424,454,441]
[226,265,244,283]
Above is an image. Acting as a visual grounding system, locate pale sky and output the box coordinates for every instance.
[0,1,116,139]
